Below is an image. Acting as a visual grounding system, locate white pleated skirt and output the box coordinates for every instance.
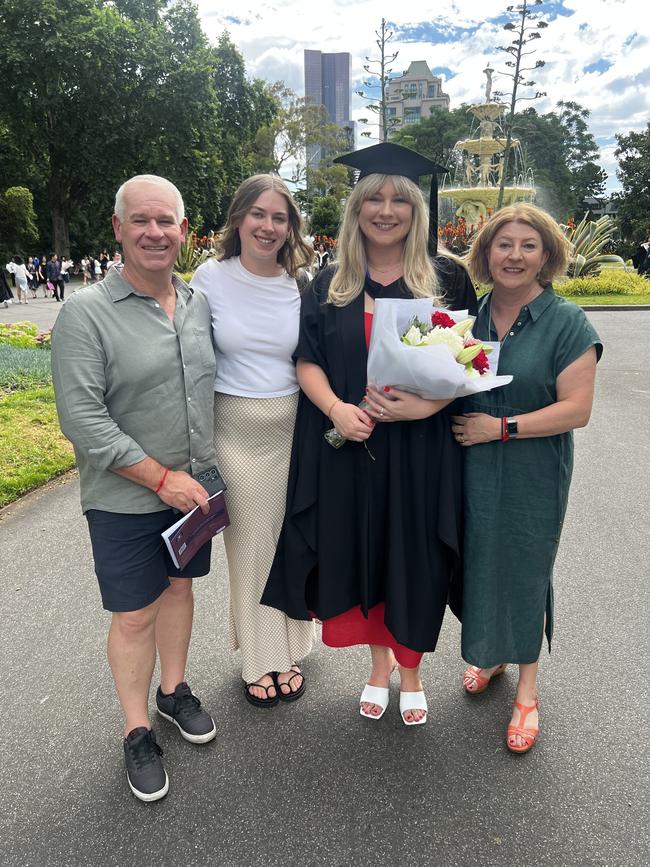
[213,392,317,683]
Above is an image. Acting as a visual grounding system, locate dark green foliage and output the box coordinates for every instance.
[309,196,341,238]
[391,106,474,166]
[614,123,650,243]
[0,186,39,261]
[0,1,277,254]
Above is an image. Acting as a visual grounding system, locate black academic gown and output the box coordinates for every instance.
[261,258,477,654]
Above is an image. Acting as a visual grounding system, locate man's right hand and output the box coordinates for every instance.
[157,470,210,514]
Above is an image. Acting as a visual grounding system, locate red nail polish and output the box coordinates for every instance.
[383,386,391,392]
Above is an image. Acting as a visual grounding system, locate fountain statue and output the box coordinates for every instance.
[439,67,535,223]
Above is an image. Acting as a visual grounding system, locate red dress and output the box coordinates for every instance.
[319,312,424,669]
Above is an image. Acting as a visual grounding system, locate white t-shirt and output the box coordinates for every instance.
[190,256,301,398]
[6,262,30,289]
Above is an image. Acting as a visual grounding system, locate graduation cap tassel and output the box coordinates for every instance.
[428,174,438,259]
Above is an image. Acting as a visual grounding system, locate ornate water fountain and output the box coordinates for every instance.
[439,67,535,223]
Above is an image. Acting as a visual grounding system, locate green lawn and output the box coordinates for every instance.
[0,386,75,508]
[564,294,650,306]
[476,290,650,306]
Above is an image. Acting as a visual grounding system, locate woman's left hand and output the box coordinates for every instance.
[451,412,501,446]
[365,386,448,422]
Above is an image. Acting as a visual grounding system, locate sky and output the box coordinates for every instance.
[196,0,650,194]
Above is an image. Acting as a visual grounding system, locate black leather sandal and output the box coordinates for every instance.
[244,674,279,708]
[276,666,306,703]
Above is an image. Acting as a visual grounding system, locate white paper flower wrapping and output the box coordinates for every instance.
[366,298,513,400]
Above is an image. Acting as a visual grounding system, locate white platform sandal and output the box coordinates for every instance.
[399,691,428,726]
[359,684,390,720]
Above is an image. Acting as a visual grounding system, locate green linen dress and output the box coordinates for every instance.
[461,286,602,667]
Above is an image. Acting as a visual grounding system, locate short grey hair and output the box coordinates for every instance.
[114,174,185,223]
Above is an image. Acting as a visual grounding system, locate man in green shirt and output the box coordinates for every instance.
[52,175,218,802]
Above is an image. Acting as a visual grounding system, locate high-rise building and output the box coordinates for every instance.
[304,50,355,167]
[380,60,450,138]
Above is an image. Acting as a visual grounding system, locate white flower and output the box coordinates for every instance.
[419,328,464,355]
[402,325,424,346]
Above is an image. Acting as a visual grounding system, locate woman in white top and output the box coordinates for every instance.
[6,257,30,304]
[191,175,316,707]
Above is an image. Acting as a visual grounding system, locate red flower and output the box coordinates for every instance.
[472,349,490,374]
[431,311,457,328]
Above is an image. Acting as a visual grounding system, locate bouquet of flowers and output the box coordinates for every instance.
[401,310,493,379]
[324,300,513,449]
[366,298,512,401]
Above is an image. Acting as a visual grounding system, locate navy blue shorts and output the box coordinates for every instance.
[86,509,212,612]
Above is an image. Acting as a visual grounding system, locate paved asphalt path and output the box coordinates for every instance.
[0,311,648,867]
[0,278,84,331]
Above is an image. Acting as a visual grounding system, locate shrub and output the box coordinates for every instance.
[0,344,52,391]
[556,271,649,296]
[0,322,51,350]
[561,214,626,276]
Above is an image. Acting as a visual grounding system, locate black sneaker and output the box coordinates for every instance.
[123,727,169,802]
[156,682,217,744]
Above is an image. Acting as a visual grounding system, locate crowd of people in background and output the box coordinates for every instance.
[3,224,648,312]
[2,250,123,306]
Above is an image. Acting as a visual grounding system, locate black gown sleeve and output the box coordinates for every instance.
[434,255,478,315]
[292,268,332,370]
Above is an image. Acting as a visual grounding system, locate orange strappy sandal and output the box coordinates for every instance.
[463,664,507,694]
[506,697,540,754]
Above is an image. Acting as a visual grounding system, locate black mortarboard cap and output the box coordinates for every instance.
[333,142,447,256]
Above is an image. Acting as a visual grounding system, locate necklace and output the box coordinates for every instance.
[368,261,403,274]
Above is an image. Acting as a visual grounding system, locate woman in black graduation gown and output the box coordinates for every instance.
[262,143,477,725]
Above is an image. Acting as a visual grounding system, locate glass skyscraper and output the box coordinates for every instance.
[304,49,355,166]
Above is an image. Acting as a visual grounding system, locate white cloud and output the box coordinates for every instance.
[198,0,650,192]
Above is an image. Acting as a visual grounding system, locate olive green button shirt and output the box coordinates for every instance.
[51,268,217,514]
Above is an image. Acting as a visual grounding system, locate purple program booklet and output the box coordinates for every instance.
[161,490,229,570]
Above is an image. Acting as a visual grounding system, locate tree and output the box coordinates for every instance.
[492,0,548,209]
[515,108,574,217]
[0,0,223,255]
[253,84,349,187]
[557,101,607,213]
[0,186,39,260]
[211,33,277,216]
[613,123,650,243]
[391,106,474,165]
[356,18,401,142]
[309,195,342,238]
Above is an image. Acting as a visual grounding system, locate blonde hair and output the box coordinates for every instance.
[466,202,570,286]
[328,174,442,307]
[218,174,313,278]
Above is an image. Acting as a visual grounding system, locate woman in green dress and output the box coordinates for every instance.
[451,203,602,754]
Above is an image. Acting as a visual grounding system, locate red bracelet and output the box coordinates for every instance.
[155,467,169,494]
[501,417,510,442]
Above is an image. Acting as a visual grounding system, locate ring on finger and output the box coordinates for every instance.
[379,408,385,417]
